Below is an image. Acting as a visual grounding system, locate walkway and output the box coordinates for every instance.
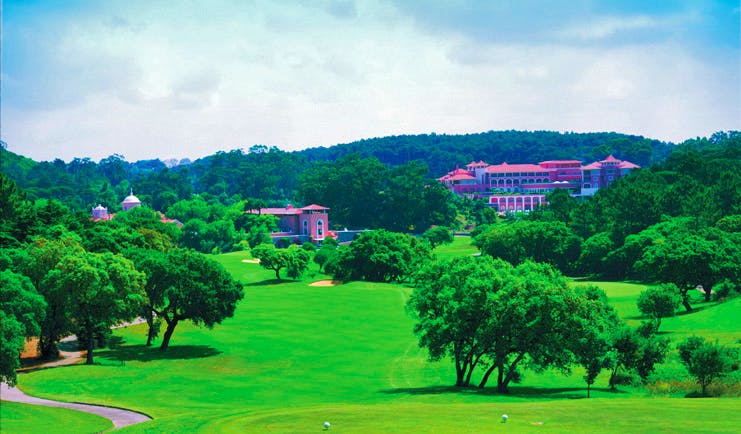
[2,321,153,430]
[0,383,152,429]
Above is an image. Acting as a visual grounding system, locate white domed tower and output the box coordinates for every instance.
[122,189,142,211]
[91,204,109,220]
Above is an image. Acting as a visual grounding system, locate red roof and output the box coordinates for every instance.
[539,160,582,165]
[601,155,620,163]
[255,207,303,215]
[448,174,476,181]
[582,157,640,170]
[486,162,544,173]
[301,204,329,211]
[249,204,329,215]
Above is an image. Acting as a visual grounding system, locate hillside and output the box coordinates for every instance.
[296,130,674,176]
[0,130,675,211]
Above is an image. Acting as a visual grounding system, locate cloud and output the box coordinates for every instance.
[1,0,739,162]
[559,15,660,40]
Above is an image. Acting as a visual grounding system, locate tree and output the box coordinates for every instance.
[332,230,426,282]
[408,257,593,392]
[473,220,582,273]
[0,270,47,386]
[571,285,621,397]
[144,249,244,350]
[46,252,145,364]
[678,336,737,396]
[635,233,719,311]
[18,236,84,359]
[407,255,506,387]
[607,325,669,388]
[577,232,613,276]
[422,226,454,248]
[636,284,682,330]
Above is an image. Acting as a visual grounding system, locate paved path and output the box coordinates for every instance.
[1,382,152,429]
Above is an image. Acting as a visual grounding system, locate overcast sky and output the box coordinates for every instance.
[2,0,739,163]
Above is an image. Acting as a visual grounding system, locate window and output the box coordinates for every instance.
[302,220,309,235]
[316,219,324,238]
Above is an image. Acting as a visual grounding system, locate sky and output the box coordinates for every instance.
[1,0,740,163]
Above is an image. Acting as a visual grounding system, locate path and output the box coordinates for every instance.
[3,319,152,430]
[0,383,152,429]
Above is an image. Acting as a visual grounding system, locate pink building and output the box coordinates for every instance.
[440,155,639,211]
[249,204,330,244]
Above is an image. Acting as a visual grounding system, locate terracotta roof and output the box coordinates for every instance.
[486,162,544,173]
[257,207,303,215]
[301,204,329,211]
[581,162,601,170]
[619,161,640,169]
[601,155,620,163]
[448,174,476,181]
[539,160,582,165]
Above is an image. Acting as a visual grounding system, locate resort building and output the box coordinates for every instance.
[248,204,330,244]
[439,155,639,212]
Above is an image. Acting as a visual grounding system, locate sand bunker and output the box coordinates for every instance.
[242,259,260,263]
[309,280,341,287]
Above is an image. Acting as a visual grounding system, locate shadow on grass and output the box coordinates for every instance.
[245,279,296,287]
[379,385,623,399]
[95,344,222,362]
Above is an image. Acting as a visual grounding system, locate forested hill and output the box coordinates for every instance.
[297,131,674,176]
[1,130,675,211]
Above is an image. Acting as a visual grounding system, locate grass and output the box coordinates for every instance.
[0,401,112,433]
[434,235,478,260]
[9,252,741,432]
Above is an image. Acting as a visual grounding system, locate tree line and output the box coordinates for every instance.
[0,174,243,386]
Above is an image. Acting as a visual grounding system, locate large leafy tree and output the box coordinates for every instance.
[138,248,244,350]
[298,154,385,229]
[571,285,621,397]
[330,230,427,283]
[18,236,85,359]
[47,252,145,364]
[251,244,310,280]
[408,257,600,392]
[473,220,582,273]
[0,270,47,385]
[635,232,719,311]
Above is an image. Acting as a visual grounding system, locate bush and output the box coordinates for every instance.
[713,279,737,301]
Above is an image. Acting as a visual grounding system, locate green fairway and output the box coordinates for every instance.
[434,235,478,260]
[0,401,113,433]
[9,254,741,432]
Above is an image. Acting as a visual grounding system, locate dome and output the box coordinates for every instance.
[122,189,142,211]
[122,194,141,204]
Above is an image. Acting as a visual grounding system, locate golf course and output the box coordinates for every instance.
[2,238,740,433]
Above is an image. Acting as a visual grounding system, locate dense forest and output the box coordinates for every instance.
[0,130,672,215]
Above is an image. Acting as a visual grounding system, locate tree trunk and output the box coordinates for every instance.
[85,329,95,365]
[160,319,178,351]
[38,335,60,360]
[681,290,693,312]
[587,382,591,398]
[145,314,157,347]
[478,365,497,388]
[275,268,281,280]
[496,362,507,393]
[703,286,712,302]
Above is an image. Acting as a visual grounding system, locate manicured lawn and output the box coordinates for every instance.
[11,256,741,432]
[0,401,112,433]
[434,235,478,260]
